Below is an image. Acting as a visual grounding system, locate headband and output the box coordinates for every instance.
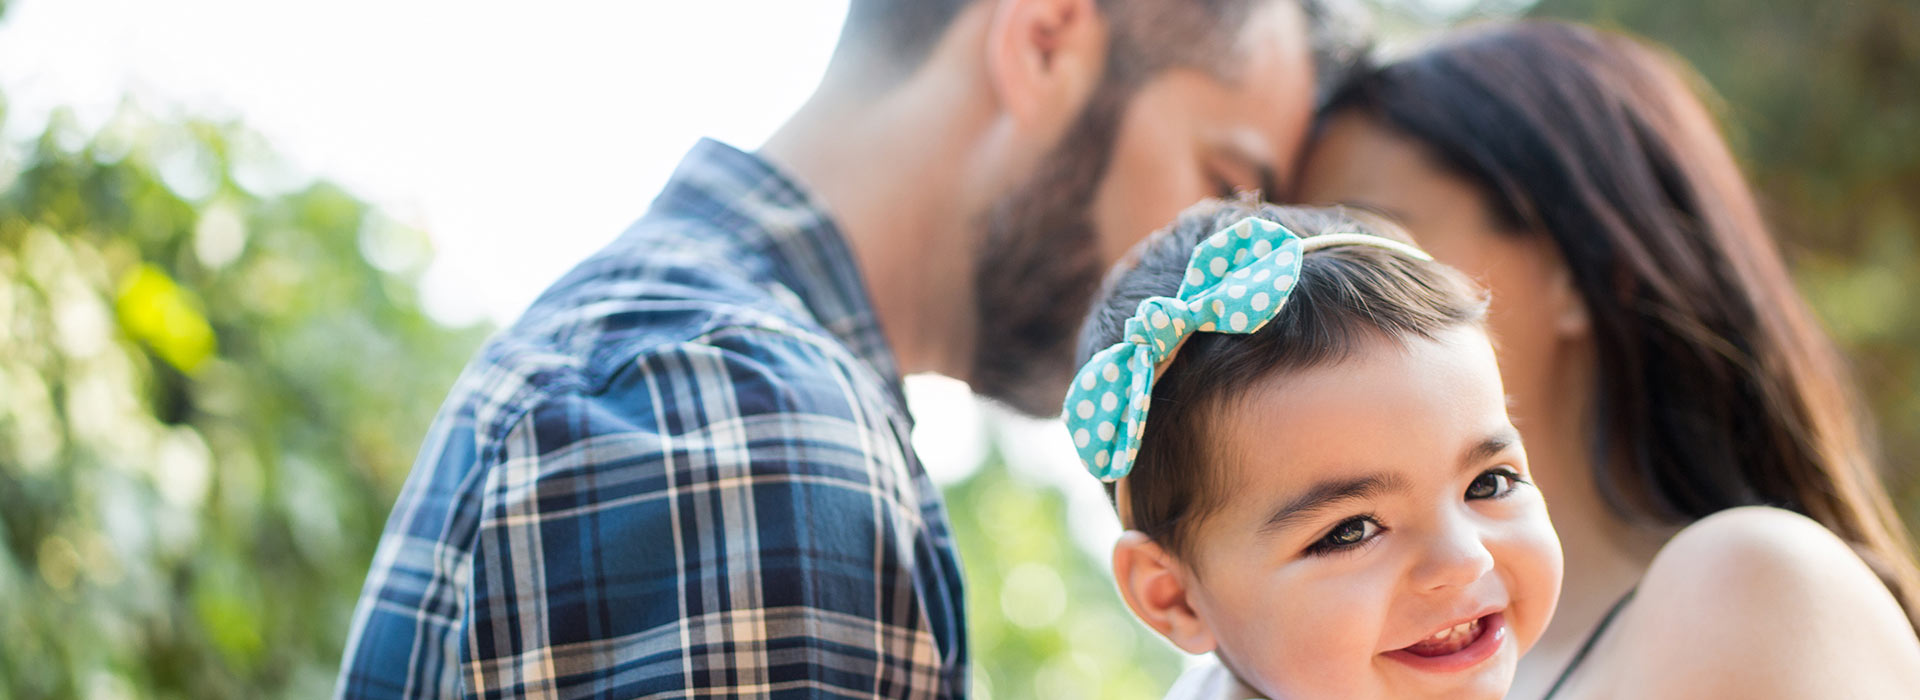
[1063,216,1432,482]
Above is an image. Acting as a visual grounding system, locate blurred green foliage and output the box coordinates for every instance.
[0,100,488,696]
[2,1,1917,698]
[945,451,1184,700]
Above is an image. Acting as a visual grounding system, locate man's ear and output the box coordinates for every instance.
[1112,530,1216,654]
[983,0,1107,138]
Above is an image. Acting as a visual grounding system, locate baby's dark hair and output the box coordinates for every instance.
[1075,198,1488,558]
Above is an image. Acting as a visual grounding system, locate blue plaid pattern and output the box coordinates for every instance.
[336,139,967,699]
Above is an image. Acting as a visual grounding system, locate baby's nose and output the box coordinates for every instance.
[1412,522,1497,591]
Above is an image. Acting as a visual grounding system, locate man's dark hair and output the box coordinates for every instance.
[835,0,1369,94]
[1075,198,1487,557]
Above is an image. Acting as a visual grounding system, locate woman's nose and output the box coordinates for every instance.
[1412,520,1496,591]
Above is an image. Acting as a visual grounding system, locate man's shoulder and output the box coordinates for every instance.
[464,304,878,452]
[402,204,922,533]
[464,221,853,426]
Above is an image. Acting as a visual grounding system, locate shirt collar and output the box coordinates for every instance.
[648,138,906,393]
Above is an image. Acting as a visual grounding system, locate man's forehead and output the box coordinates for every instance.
[1204,0,1315,87]
[1230,0,1318,94]
[1206,3,1320,191]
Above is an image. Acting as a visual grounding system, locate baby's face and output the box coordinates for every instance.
[1182,327,1561,699]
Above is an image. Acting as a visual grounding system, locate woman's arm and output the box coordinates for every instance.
[1615,506,1920,698]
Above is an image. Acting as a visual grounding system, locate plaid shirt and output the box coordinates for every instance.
[336,139,968,699]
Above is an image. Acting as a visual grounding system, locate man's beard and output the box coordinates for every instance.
[969,76,1136,418]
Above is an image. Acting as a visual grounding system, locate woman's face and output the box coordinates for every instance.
[1294,113,1579,474]
[1184,327,1562,700]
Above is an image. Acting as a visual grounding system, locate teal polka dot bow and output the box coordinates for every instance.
[1063,216,1431,481]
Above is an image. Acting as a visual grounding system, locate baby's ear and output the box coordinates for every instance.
[1112,531,1216,654]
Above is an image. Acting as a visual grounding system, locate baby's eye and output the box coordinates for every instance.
[1306,516,1381,556]
[1466,468,1524,500]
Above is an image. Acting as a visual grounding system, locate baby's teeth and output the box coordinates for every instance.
[1428,620,1477,643]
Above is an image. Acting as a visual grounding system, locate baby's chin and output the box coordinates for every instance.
[1222,605,1531,700]
[1229,646,1517,700]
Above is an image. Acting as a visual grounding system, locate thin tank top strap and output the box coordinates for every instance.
[1541,586,1638,700]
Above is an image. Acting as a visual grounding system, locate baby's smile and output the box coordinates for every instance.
[1410,617,1484,655]
[1384,611,1510,673]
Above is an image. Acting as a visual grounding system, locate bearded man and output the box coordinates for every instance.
[337,1,1359,696]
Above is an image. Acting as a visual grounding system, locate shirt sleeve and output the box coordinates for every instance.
[362,326,965,699]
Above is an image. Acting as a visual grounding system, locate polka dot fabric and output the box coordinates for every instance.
[1064,216,1306,481]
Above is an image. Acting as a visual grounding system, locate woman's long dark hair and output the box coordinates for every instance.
[1323,20,1920,627]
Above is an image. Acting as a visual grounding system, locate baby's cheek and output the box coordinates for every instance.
[1234,578,1396,699]
[1501,503,1565,653]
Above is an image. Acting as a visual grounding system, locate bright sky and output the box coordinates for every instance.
[1,0,850,327]
[0,0,1124,551]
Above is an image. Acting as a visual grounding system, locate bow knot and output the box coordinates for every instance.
[1065,216,1308,481]
[1065,217,1432,483]
[1122,296,1198,361]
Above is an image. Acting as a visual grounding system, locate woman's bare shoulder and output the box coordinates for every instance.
[1608,506,1920,698]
